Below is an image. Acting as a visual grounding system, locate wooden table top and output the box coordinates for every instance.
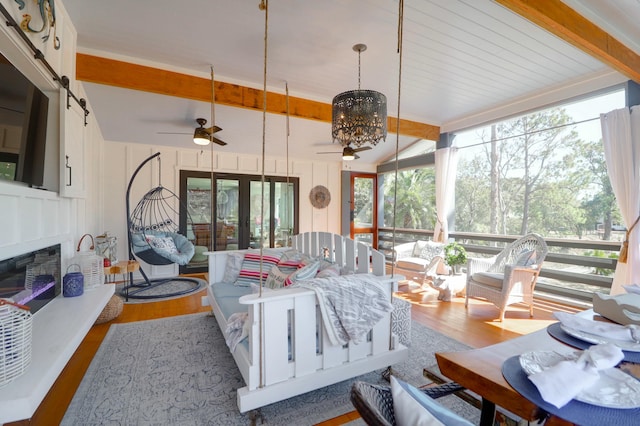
[436,321,582,425]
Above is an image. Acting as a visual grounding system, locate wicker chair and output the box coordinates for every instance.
[465,233,548,321]
[350,380,465,426]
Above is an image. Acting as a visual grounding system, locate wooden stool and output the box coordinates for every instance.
[104,260,140,283]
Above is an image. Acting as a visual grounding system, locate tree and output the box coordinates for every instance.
[383,168,436,229]
[572,138,621,240]
[467,108,580,235]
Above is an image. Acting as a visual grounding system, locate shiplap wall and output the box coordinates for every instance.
[101,141,342,278]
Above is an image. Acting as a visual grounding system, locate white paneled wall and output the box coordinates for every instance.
[101,141,343,276]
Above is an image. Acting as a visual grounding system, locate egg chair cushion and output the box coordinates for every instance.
[131,231,195,265]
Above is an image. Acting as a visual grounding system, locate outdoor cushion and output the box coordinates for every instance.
[412,240,430,257]
[397,257,430,271]
[391,376,473,426]
[471,271,504,289]
[515,249,537,267]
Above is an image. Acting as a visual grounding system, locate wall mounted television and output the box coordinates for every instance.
[0,52,50,188]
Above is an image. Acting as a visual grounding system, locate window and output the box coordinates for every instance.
[382,167,436,230]
[453,89,626,240]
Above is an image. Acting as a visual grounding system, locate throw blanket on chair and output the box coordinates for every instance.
[299,274,393,346]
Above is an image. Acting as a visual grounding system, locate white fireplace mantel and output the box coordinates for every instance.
[0,284,114,424]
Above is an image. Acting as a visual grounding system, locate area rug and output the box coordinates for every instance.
[116,277,206,303]
[62,313,480,425]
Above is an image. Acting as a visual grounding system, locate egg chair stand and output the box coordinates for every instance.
[124,152,201,300]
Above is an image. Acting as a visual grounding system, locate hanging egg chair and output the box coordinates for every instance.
[125,152,200,299]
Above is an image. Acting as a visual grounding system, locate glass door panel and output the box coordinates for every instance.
[215,179,239,251]
[184,175,212,271]
[250,181,271,248]
[351,174,377,248]
[274,181,295,247]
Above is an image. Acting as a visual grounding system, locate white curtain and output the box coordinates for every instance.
[433,147,458,243]
[600,106,640,295]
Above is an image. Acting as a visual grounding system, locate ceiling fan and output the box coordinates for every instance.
[192,118,227,146]
[317,144,371,161]
[156,118,228,146]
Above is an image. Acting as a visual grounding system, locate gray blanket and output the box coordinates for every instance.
[298,274,393,346]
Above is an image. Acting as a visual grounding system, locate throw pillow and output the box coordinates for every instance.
[288,259,320,285]
[278,250,303,274]
[149,236,178,254]
[235,250,283,286]
[316,263,340,278]
[515,249,537,267]
[412,240,429,258]
[222,252,245,283]
[390,376,473,426]
[265,265,292,289]
[420,242,444,261]
[280,248,303,262]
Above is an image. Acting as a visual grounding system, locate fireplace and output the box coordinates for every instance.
[0,244,61,313]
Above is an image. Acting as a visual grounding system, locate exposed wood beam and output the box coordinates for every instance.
[496,0,640,83]
[76,53,440,141]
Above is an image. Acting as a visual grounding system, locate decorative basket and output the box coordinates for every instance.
[72,234,105,290]
[0,299,33,387]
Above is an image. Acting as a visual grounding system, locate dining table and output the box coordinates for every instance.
[435,310,640,426]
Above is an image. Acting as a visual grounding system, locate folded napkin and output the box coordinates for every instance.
[528,343,624,408]
[554,311,636,342]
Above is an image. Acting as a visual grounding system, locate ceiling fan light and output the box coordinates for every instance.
[342,152,356,161]
[193,127,211,145]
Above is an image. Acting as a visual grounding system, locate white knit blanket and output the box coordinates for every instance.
[298,274,393,346]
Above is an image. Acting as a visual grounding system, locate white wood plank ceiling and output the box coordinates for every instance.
[58,0,635,163]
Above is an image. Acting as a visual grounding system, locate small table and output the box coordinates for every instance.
[104,260,139,283]
[431,273,466,301]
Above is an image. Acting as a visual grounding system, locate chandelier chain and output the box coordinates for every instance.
[357,49,361,90]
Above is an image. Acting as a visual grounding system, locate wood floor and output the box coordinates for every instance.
[8,276,583,426]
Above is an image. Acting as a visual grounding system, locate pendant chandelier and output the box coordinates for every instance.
[332,44,387,148]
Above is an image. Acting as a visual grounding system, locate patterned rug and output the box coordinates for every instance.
[62,313,480,425]
[115,277,206,303]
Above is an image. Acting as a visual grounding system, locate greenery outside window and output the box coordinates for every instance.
[453,89,625,241]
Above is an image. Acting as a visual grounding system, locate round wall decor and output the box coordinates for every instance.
[309,185,331,209]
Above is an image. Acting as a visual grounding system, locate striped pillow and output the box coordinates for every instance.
[235,250,283,286]
[289,260,320,285]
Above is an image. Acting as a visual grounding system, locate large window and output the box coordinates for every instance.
[453,89,626,241]
[382,167,436,230]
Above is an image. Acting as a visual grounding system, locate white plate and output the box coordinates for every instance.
[520,351,640,408]
[560,324,640,352]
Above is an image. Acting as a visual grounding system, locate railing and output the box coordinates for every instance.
[378,227,621,303]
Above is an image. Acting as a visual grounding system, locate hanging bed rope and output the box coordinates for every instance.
[124,152,200,300]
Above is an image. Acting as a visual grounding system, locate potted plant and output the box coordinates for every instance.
[444,242,467,274]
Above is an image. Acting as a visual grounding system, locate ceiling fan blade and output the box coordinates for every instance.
[353,146,372,153]
[354,153,360,159]
[205,125,223,134]
[212,136,228,146]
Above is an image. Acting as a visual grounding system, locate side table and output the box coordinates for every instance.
[104,260,140,283]
[432,273,467,301]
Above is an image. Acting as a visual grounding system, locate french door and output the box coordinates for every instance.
[350,173,378,248]
[179,171,298,272]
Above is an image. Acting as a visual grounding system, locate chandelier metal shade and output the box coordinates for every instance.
[332,44,387,148]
